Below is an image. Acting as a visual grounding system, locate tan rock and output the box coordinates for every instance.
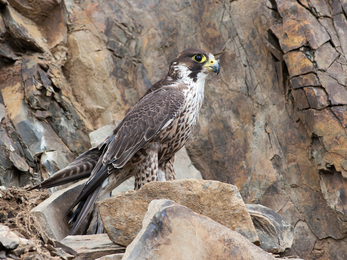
[292,89,309,110]
[98,180,259,246]
[3,5,48,53]
[291,73,320,89]
[331,106,347,129]
[283,51,315,77]
[123,199,274,260]
[275,0,330,50]
[303,87,329,109]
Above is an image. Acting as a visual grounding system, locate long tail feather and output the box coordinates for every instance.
[29,147,102,190]
[69,185,102,235]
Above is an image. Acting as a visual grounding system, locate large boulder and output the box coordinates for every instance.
[98,180,259,246]
[122,199,275,260]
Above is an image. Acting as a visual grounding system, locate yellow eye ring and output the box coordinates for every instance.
[193,54,206,63]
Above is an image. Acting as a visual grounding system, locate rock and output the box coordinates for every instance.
[291,73,321,89]
[283,51,315,77]
[331,106,347,129]
[30,180,85,241]
[173,146,202,180]
[123,199,275,260]
[58,234,125,260]
[89,124,117,147]
[246,204,294,253]
[40,151,70,192]
[0,224,19,250]
[98,180,259,246]
[95,253,124,260]
[2,5,47,52]
[292,221,317,259]
[310,237,347,260]
[318,71,347,105]
[0,0,347,259]
[291,89,309,110]
[0,224,35,255]
[303,87,329,109]
[314,42,339,71]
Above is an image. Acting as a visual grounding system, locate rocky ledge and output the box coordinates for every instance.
[13,179,300,260]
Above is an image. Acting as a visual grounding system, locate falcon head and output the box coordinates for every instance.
[168,48,220,83]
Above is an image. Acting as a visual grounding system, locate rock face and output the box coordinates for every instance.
[123,199,275,260]
[98,180,259,246]
[0,0,346,258]
[247,204,294,253]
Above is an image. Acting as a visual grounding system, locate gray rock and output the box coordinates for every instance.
[173,146,202,180]
[95,253,124,260]
[89,124,116,147]
[40,151,70,192]
[0,104,6,122]
[246,204,294,253]
[123,199,275,260]
[0,224,35,255]
[9,151,29,172]
[58,234,125,260]
[30,180,85,241]
[0,224,19,250]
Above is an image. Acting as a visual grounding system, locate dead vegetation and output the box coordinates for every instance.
[0,187,63,259]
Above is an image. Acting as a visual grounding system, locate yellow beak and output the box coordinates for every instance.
[204,58,220,75]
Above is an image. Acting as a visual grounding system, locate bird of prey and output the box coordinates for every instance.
[30,48,220,234]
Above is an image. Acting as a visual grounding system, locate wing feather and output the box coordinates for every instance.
[103,87,185,167]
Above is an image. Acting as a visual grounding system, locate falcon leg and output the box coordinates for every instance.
[160,156,176,181]
[134,142,160,190]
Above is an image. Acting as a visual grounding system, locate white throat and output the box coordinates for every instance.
[175,64,208,95]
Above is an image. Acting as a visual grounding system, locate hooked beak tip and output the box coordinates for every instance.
[210,63,220,75]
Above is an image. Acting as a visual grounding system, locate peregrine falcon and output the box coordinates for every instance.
[30,48,220,234]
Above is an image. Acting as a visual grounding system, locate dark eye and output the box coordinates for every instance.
[193,54,206,63]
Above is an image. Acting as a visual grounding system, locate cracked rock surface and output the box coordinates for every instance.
[0,0,347,259]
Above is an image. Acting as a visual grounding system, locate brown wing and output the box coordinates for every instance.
[103,87,185,167]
